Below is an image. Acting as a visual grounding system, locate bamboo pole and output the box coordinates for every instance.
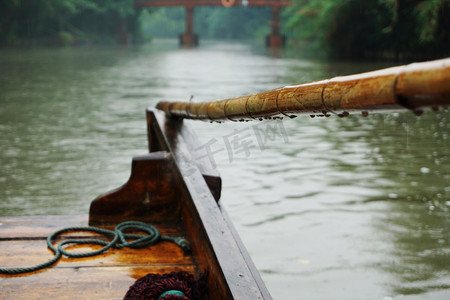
[156,58,450,122]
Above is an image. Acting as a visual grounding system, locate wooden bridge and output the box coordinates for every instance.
[134,0,290,47]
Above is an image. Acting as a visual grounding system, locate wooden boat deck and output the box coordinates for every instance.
[0,109,272,299]
[0,215,195,299]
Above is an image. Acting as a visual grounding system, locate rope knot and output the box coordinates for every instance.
[162,236,191,252]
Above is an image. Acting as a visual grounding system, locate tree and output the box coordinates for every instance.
[0,0,142,46]
[284,0,450,60]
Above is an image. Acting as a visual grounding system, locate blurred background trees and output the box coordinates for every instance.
[284,0,450,59]
[139,6,272,40]
[0,0,140,46]
[1,0,449,60]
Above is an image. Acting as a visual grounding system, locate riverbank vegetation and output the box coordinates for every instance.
[0,0,141,46]
[284,0,450,60]
[141,7,271,40]
[1,0,449,60]
[137,0,450,60]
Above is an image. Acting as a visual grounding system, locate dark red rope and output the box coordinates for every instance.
[124,271,209,300]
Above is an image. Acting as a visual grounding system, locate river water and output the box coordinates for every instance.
[0,40,449,299]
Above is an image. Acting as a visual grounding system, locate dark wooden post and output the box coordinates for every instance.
[180,5,198,47]
[272,6,280,36]
[266,6,285,48]
[186,5,194,36]
[116,16,130,45]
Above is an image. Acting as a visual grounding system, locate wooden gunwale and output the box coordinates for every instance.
[146,108,272,299]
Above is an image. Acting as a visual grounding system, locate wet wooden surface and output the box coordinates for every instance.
[149,109,273,299]
[89,152,184,226]
[0,215,196,300]
[146,112,222,202]
[157,57,450,121]
[1,109,273,300]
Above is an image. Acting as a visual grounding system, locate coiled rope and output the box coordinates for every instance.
[0,221,190,275]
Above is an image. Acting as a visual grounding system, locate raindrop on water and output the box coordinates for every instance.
[420,167,430,174]
[388,193,398,199]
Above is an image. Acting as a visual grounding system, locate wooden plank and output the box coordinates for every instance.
[178,118,222,201]
[150,109,273,299]
[0,215,87,239]
[0,216,197,299]
[89,152,184,225]
[0,265,195,300]
[0,239,194,268]
[147,111,222,201]
[221,208,273,300]
[0,215,183,239]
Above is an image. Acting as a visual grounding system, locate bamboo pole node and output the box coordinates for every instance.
[156,58,450,122]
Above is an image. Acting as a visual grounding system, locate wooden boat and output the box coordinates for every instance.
[0,107,271,299]
[1,58,449,299]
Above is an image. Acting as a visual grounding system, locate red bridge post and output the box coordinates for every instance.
[180,5,198,47]
[134,0,290,48]
[266,6,285,48]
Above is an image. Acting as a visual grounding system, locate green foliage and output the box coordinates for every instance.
[325,0,393,58]
[284,0,450,60]
[194,7,271,39]
[139,6,271,40]
[140,7,185,38]
[0,0,142,46]
[2,0,448,58]
[413,0,450,55]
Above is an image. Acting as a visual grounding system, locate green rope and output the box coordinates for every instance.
[158,290,186,299]
[0,221,190,275]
